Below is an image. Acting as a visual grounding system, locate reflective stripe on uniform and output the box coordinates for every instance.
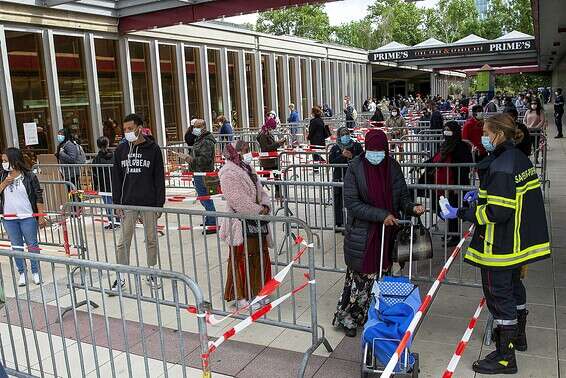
[479,189,487,199]
[465,243,551,267]
[485,223,494,255]
[514,192,524,253]
[475,204,491,225]
[494,319,518,326]
[516,179,540,194]
[486,194,516,209]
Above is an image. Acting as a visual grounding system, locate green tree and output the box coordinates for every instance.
[424,0,482,43]
[479,0,533,39]
[367,0,425,46]
[332,18,377,50]
[255,5,331,42]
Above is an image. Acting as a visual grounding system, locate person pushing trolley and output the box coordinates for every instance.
[442,113,551,375]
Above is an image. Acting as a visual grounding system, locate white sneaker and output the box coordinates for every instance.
[32,273,41,285]
[18,273,26,287]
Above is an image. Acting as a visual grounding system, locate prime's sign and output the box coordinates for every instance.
[369,38,535,62]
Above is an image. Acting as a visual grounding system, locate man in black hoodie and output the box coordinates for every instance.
[111,113,165,291]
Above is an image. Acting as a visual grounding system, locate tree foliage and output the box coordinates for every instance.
[366,0,425,47]
[255,5,331,42]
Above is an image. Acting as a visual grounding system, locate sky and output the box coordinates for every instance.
[225,0,440,26]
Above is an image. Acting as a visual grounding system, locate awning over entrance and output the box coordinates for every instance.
[6,0,335,33]
[368,31,538,70]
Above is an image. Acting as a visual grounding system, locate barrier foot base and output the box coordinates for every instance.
[297,336,332,378]
[58,299,99,322]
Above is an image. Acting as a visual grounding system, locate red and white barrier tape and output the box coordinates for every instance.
[380,225,475,378]
[206,274,314,354]
[187,235,313,325]
[168,194,224,203]
[165,171,219,178]
[92,218,219,232]
[442,298,486,378]
[0,212,58,219]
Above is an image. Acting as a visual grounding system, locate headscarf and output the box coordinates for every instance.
[260,117,277,134]
[361,129,395,273]
[371,108,384,122]
[336,126,353,149]
[223,141,257,184]
[440,121,462,160]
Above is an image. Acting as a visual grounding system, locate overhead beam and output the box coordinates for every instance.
[118,0,336,33]
[44,0,78,6]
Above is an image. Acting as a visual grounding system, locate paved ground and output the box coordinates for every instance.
[0,112,564,377]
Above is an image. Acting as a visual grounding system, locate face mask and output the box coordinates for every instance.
[242,153,253,164]
[2,162,10,171]
[340,135,352,145]
[192,127,202,137]
[365,151,386,165]
[443,130,453,137]
[475,113,484,120]
[125,130,138,143]
[531,104,537,110]
[57,135,65,143]
[391,111,398,117]
[481,135,495,152]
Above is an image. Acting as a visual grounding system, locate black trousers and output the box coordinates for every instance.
[555,111,564,136]
[481,268,526,325]
[333,187,344,227]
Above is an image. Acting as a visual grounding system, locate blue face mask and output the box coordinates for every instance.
[57,135,65,143]
[340,135,352,145]
[481,135,495,152]
[192,127,202,137]
[365,151,386,165]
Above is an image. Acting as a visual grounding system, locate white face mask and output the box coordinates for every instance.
[531,104,537,110]
[443,130,453,137]
[391,111,398,117]
[124,130,138,143]
[243,153,253,164]
[2,162,10,171]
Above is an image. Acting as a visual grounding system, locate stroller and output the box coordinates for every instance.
[361,220,428,377]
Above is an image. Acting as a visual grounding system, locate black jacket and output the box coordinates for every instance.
[0,170,43,215]
[343,155,416,272]
[92,150,114,193]
[257,132,281,170]
[190,132,216,172]
[430,110,444,130]
[328,142,363,182]
[308,117,327,146]
[112,138,165,207]
[458,141,550,269]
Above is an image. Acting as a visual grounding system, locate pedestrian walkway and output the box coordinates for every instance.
[1,119,564,378]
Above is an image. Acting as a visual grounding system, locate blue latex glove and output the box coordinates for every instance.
[464,190,479,203]
[440,204,459,220]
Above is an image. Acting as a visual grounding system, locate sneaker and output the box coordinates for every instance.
[202,227,217,235]
[32,273,41,285]
[18,273,26,287]
[555,135,563,139]
[146,275,162,289]
[104,223,119,230]
[108,278,125,296]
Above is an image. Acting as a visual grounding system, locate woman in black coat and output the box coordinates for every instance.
[328,126,363,228]
[333,129,424,337]
[308,106,328,167]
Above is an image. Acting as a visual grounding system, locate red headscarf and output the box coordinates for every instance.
[260,117,277,134]
[362,129,395,273]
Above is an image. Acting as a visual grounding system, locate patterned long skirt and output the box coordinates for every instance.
[224,236,272,302]
[333,269,377,331]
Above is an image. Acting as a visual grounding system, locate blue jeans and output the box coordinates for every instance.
[193,176,217,225]
[3,218,40,274]
[102,196,119,224]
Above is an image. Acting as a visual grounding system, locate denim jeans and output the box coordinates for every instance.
[102,196,119,225]
[193,176,217,225]
[2,218,40,274]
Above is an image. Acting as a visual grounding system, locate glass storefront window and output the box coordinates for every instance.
[129,41,155,135]
[0,101,5,153]
[207,49,224,124]
[245,53,258,129]
[227,51,242,130]
[311,60,318,108]
[6,31,52,160]
[94,39,124,146]
[159,44,182,142]
[185,46,204,120]
[289,57,297,118]
[54,35,92,152]
[261,55,271,117]
[300,59,308,119]
[276,56,285,120]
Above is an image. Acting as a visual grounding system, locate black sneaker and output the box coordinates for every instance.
[202,226,218,235]
[104,223,119,230]
[555,134,563,139]
[108,278,125,296]
[146,275,162,289]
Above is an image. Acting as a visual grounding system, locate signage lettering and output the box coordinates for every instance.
[369,39,535,62]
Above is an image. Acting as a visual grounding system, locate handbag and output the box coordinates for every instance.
[204,175,220,195]
[244,219,269,236]
[393,218,433,264]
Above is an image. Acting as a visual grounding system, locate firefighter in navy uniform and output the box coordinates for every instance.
[442,113,551,375]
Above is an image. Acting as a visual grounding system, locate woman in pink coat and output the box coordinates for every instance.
[219,141,272,309]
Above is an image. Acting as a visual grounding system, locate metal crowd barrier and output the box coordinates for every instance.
[62,202,333,377]
[0,248,210,378]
